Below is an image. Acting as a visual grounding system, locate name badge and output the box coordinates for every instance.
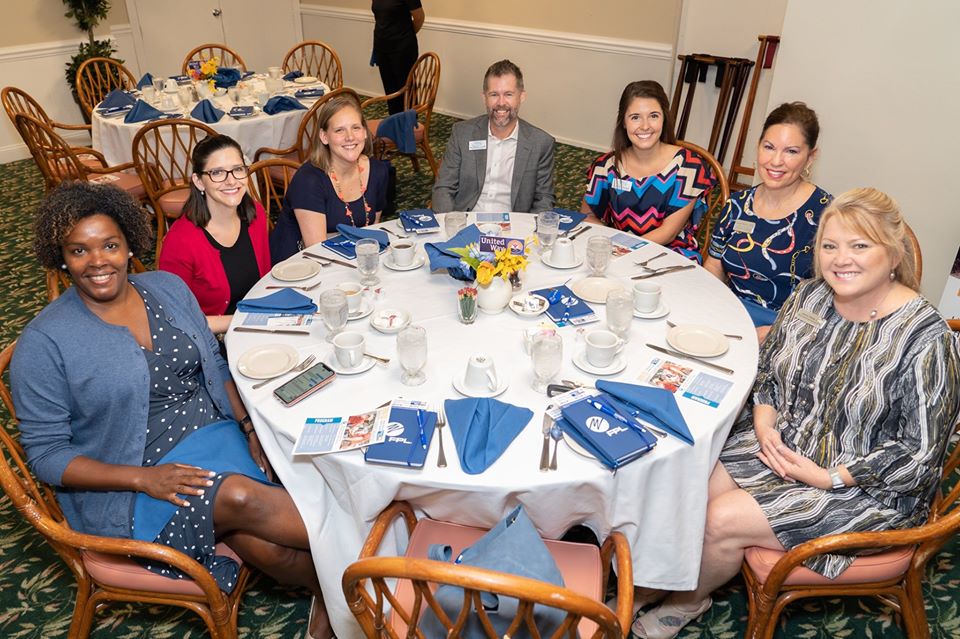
[612,178,632,192]
[468,140,487,151]
[733,219,756,234]
[797,309,825,328]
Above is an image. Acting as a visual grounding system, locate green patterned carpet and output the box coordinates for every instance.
[0,112,958,638]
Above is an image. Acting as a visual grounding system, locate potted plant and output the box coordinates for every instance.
[62,0,118,120]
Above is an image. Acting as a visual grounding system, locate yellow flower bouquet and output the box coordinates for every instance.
[450,242,534,286]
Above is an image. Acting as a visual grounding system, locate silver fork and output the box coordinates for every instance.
[635,251,667,268]
[382,226,408,239]
[301,254,332,267]
[252,354,317,389]
[435,404,448,468]
[666,319,743,341]
[264,281,323,291]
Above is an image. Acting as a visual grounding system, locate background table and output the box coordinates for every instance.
[226,215,759,639]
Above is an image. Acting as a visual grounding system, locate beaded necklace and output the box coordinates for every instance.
[328,160,372,227]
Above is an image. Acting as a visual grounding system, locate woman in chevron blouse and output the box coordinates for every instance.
[632,188,960,639]
[580,80,716,261]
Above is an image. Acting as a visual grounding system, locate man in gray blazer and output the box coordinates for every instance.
[432,60,555,213]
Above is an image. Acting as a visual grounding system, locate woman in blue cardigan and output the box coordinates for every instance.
[12,182,330,638]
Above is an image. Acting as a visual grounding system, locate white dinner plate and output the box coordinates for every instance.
[569,276,626,304]
[294,76,319,84]
[370,308,411,334]
[236,344,299,379]
[665,324,729,358]
[633,301,670,319]
[383,254,425,271]
[508,294,548,317]
[572,350,627,376]
[541,251,584,269]
[271,259,321,282]
[326,355,376,375]
[452,373,510,398]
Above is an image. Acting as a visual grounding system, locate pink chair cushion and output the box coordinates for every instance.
[157,187,190,218]
[81,542,242,596]
[86,171,146,200]
[745,545,914,586]
[267,154,300,182]
[391,517,602,638]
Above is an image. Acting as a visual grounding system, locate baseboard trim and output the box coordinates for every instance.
[0,130,91,165]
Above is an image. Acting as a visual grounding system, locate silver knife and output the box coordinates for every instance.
[645,343,734,375]
[540,413,553,471]
[566,225,591,241]
[234,326,311,335]
[302,252,357,269]
[631,264,696,280]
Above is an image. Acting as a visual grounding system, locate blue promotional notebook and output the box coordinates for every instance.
[399,209,440,234]
[363,401,437,468]
[529,284,598,327]
[558,395,657,469]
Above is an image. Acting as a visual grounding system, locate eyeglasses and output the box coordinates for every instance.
[201,166,249,182]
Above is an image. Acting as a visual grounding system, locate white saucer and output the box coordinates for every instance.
[666,324,729,357]
[572,350,627,376]
[633,301,670,319]
[369,308,411,334]
[294,76,319,84]
[452,373,510,398]
[541,251,583,270]
[271,259,321,282]
[326,355,376,375]
[347,300,374,321]
[569,276,626,304]
[236,344,299,379]
[383,254,425,271]
[509,294,548,317]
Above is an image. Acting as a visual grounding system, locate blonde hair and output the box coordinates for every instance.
[813,187,919,291]
[309,91,373,171]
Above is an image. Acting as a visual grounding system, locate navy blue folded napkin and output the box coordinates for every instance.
[283,70,303,81]
[235,288,317,314]
[444,398,533,474]
[190,99,224,123]
[596,380,694,445]
[242,70,256,79]
[321,225,389,259]
[424,225,481,280]
[212,67,242,88]
[294,87,326,99]
[554,208,587,232]
[558,397,657,469]
[262,95,306,115]
[100,89,137,110]
[399,208,440,234]
[376,109,417,154]
[123,100,164,123]
[136,73,154,90]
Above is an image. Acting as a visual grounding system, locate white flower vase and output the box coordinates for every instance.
[476,277,512,314]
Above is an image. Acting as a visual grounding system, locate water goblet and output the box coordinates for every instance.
[152,77,164,96]
[318,289,348,342]
[444,212,467,239]
[355,238,381,286]
[397,325,427,386]
[586,236,612,277]
[531,333,562,393]
[536,210,560,255]
[606,288,634,341]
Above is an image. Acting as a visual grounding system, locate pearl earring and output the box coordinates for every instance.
[61,264,67,270]
[128,251,133,257]
[890,270,896,280]
[200,189,205,196]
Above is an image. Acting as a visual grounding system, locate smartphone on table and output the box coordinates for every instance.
[273,362,336,406]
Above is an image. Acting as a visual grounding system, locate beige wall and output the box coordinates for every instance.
[0,0,128,47]
[303,0,680,41]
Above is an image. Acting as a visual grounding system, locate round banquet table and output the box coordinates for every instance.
[91,79,330,166]
[225,213,759,639]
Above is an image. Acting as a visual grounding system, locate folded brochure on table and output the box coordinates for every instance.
[294,405,388,455]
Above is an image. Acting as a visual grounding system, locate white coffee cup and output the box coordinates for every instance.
[336,282,364,312]
[333,331,365,369]
[141,86,156,102]
[585,330,625,368]
[268,66,283,79]
[477,223,501,236]
[548,237,576,266]
[464,353,499,391]
[163,78,178,93]
[633,282,662,314]
[391,241,415,267]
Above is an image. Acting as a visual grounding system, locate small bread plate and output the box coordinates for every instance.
[563,432,595,459]
[569,276,626,304]
[294,75,319,84]
[237,343,299,379]
[509,294,548,317]
[370,308,411,334]
[633,301,670,319]
[326,355,376,375]
[271,259,321,282]
[383,254,425,271]
[452,374,510,398]
[572,350,627,376]
[541,251,584,269]
[665,324,729,358]
[347,300,375,321]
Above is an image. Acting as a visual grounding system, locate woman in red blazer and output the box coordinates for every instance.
[160,135,271,334]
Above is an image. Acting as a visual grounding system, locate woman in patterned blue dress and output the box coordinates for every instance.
[704,102,831,340]
[631,188,960,639]
[580,81,716,261]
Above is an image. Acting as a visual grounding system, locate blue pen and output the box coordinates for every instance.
[415,409,427,449]
[588,398,632,427]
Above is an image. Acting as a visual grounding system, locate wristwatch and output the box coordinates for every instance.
[239,415,254,435]
[828,467,845,490]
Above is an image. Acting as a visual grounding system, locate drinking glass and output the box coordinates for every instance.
[227,87,240,104]
[397,325,427,386]
[319,289,348,342]
[152,78,164,95]
[536,210,560,254]
[444,212,467,239]
[355,238,380,286]
[531,333,562,393]
[586,236,612,276]
[606,289,634,341]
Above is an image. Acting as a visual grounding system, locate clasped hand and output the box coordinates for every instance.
[755,425,831,489]
[139,463,215,507]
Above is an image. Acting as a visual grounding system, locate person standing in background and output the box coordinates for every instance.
[372,0,425,115]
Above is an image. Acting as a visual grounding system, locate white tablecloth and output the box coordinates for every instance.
[226,214,759,639]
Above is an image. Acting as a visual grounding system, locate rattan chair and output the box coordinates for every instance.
[181,44,247,75]
[741,420,960,639]
[676,139,730,260]
[342,501,633,639]
[75,57,137,121]
[247,158,301,231]
[361,52,441,177]
[0,342,251,639]
[131,118,217,255]
[906,223,923,282]
[282,40,343,90]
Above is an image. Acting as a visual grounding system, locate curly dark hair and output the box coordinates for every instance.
[33,181,153,269]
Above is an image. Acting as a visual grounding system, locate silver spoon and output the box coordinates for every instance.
[252,354,317,389]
